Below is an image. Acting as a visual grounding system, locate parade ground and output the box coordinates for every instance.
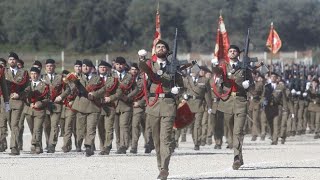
[0,124,319,180]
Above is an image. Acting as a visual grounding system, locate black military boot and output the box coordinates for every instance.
[130,148,137,154]
[85,146,94,157]
[9,148,20,156]
[157,169,169,180]
[232,156,242,170]
[251,136,257,141]
[194,145,200,150]
[47,144,56,153]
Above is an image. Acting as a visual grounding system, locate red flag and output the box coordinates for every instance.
[213,15,230,63]
[151,6,161,62]
[266,22,282,54]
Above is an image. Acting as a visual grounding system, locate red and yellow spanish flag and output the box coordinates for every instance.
[213,15,230,62]
[266,22,282,54]
[151,4,161,62]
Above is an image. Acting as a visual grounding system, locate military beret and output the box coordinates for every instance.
[45,59,55,64]
[62,70,70,75]
[82,59,94,67]
[312,78,319,84]
[8,52,19,60]
[130,62,139,70]
[74,60,82,66]
[98,60,112,68]
[0,58,7,66]
[199,65,212,73]
[228,45,240,53]
[270,72,279,76]
[115,57,126,64]
[33,60,42,68]
[30,67,41,74]
[156,39,170,51]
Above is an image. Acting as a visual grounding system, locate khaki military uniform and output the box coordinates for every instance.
[306,85,320,138]
[183,75,212,149]
[209,78,222,147]
[90,74,122,154]
[71,73,104,154]
[4,67,29,153]
[0,66,10,151]
[139,59,184,175]
[23,80,49,153]
[216,62,254,168]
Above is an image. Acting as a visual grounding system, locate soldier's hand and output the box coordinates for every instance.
[291,114,295,118]
[138,49,147,61]
[211,58,219,66]
[4,102,10,112]
[242,80,250,89]
[181,99,187,104]
[133,102,139,108]
[291,89,296,95]
[54,96,62,103]
[88,93,94,100]
[10,93,19,99]
[208,108,213,114]
[105,96,111,103]
[303,92,308,97]
[171,86,180,95]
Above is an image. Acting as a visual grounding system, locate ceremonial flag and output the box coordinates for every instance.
[213,15,230,62]
[266,22,282,54]
[151,3,161,62]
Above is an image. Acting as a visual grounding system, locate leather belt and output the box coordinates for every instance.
[149,93,174,99]
[231,92,246,98]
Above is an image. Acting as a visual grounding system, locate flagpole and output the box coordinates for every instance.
[270,22,274,74]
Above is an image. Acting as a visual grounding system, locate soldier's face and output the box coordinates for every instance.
[199,70,205,77]
[156,44,168,58]
[82,64,92,74]
[228,49,239,60]
[8,57,17,68]
[271,74,277,83]
[45,64,55,74]
[74,65,82,74]
[30,72,40,81]
[205,72,211,78]
[98,66,107,75]
[115,63,125,72]
[130,67,139,76]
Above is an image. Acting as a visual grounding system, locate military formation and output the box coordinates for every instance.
[0,42,319,180]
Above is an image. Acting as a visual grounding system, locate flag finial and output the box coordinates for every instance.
[219,9,222,17]
[157,0,160,13]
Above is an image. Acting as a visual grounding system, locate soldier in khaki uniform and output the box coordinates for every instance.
[182,66,212,150]
[23,67,49,154]
[42,59,69,153]
[263,72,288,145]
[4,52,29,155]
[138,40,185,180]
[212,45,255,170]
[89,61,122,155]
[113,57,138,154]
[71,59,104,156]
[0,58,10,152]
[306,78,320,139]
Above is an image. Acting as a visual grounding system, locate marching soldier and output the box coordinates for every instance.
[4,52,29,155]
[113,57,138,154]
[212,45,255,170]
[23,67,49,154]
[182,65,212,150]
[71,59,104,156]
[263,72,288,145]
[0,59,10,152]
[306,78,320,139]
[138,39,185,179]
[43,59,69,153]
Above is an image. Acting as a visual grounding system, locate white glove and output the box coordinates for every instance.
[211,58,219,66]
[138,49,147,60]
[291,89,296,94]
[208,108,212,114]
[242,80,250,89]
[4,102,10,112]
[171,86,180,95]
[291,114,295,118]
[54,96,62,103]
[303,92,307,97]
[183,94,189,100]
[296,91,301,95]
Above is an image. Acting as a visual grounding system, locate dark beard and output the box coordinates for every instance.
[156,51,167,58]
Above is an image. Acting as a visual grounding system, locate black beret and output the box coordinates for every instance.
[45,59,55,64]
[130,63,139,70]
[115,57,126,64]
[8,52,19,60]
[98,60,112,68]
[74,60,82,66]
[82,59,94,67]
[199,65,212,73]
[270,72,279,76]
[62,70,70,75]
[33,60,42,68]
[30,67,41,74]
[0,58,7,66]
[17,59,24,66]
[228,45,240,53]
[156,39,170,51]
[312,78,319,84]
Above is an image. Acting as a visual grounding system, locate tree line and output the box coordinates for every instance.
[0,0,319,53]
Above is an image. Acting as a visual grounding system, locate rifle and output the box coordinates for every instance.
[238,28,258,78]
[166,28,196,87]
